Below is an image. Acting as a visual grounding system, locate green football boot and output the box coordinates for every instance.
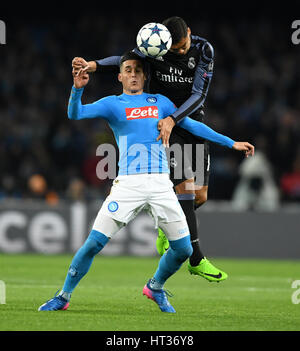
[188,258,228,282]
[156,228,170,256]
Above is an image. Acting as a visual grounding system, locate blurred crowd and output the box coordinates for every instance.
[1,12,300,206]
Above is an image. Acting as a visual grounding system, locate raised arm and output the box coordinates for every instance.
[68,70,111,121]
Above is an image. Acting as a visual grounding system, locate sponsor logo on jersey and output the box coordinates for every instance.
[125,106,159,120]
[156,70,194,84]
[146,96,157,103]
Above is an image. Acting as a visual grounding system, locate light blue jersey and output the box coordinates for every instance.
[68,87,234,175]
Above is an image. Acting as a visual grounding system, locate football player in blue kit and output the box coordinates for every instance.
[72,17,231,282]
[38,52,254,313]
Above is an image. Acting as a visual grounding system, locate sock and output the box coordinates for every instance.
[149,277,164,290]
[177,194,205,266]
[60,230,109,300]
[153,235,193,285]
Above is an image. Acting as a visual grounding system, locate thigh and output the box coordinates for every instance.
[194,141,210,188]
[175,177,195,194]
[147,175,186,226]
[168,127,193,187]
[92,213,125,239]
[194,185,208,202]
[168,126,208,188]
[159,219,190,242]
[99,175,147,224]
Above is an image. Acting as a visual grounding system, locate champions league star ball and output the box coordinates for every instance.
[136,23,172,58]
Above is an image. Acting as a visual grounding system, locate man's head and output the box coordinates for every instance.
[162,16,191,55]
[118,51,146,95]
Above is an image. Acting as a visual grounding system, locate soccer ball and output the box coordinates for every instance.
[136,23,172,58]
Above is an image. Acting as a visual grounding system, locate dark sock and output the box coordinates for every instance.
[177,194,205,266]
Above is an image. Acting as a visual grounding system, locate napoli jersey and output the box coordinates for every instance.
[68,88,176,175]
[68,87,234,176]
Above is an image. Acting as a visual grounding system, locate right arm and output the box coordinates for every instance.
[68,70,111,120]
[68,87,110,120]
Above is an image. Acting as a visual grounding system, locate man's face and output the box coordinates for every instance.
[169,27,191,55]
[118,59,146,94]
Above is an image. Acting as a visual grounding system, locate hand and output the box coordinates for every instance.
[73,69,89,89]
[72,57,97,76]
[232,141,255,157]
[156,116,175,147]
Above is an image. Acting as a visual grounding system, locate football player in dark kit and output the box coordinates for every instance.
[73,16,227,282]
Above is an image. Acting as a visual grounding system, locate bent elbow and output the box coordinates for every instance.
[67,105,80,120]
[67,111,76,120]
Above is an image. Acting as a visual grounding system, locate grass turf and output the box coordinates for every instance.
[0,254,300,331]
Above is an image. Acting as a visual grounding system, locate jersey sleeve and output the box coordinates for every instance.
[67,86,112,121]
[158,94,177,117]
[170,41,214,123]
[95,56,121,73]
[178,117,235,148]
[133,47,147,58]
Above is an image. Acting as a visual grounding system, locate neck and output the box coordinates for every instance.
[123,88,144,95]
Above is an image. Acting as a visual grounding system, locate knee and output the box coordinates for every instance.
[195,189,208,208]
[169,235,193,262]
[84,230,109,256]
[175,243,193,261]
[82,238,102,256]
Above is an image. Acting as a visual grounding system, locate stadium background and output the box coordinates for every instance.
[0,2,299,258]
[1,1,300,334]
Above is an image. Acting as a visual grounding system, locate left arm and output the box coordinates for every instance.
[170,41,214,124]
[157,41,214,145]
[178,117,234,148]
[178,117,255,156]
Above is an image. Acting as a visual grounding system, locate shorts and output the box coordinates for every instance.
[93,173,187,237]
[168,125,210,187]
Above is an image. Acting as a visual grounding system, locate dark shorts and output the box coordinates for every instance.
[167,125,210,187]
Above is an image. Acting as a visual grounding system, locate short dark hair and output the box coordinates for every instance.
[162,16,188,45]
[119,51,145,71]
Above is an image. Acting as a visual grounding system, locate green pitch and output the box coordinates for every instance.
[0,254,300,331]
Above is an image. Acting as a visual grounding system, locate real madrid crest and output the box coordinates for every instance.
[188,57,196,69]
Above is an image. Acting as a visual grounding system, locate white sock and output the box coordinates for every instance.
[149,277,164,290]
[59,290,71,301]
